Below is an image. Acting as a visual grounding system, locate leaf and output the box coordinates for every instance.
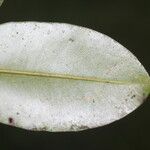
[0,22,149,132]
[0,0,4,6]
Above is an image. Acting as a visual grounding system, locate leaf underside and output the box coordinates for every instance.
[0,22,149,132]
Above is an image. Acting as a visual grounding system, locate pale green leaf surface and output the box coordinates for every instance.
[0,22,149,132]
[0,0,4,6]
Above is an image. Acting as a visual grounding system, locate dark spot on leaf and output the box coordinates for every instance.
[16,32,19,34]
[92,99,95,103]
[105,81,110,83]
[69,38,74,42]
[8,117,14,124]
[17,112,19,115]
[131,95,136,99]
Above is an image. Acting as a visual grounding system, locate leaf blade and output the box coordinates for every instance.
[0,22,149,132]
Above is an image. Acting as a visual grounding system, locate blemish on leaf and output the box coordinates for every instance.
[131,95,136,99]
[8,117,14,124]
[69,38,74,42]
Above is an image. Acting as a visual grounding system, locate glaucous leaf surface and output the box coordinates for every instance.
[0,22,149,132]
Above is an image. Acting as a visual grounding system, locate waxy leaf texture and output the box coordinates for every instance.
[0,22,149,132]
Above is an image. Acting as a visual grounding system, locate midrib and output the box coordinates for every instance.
[0,69,149,85]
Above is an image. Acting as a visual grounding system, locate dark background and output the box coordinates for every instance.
[0,0,150,149]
